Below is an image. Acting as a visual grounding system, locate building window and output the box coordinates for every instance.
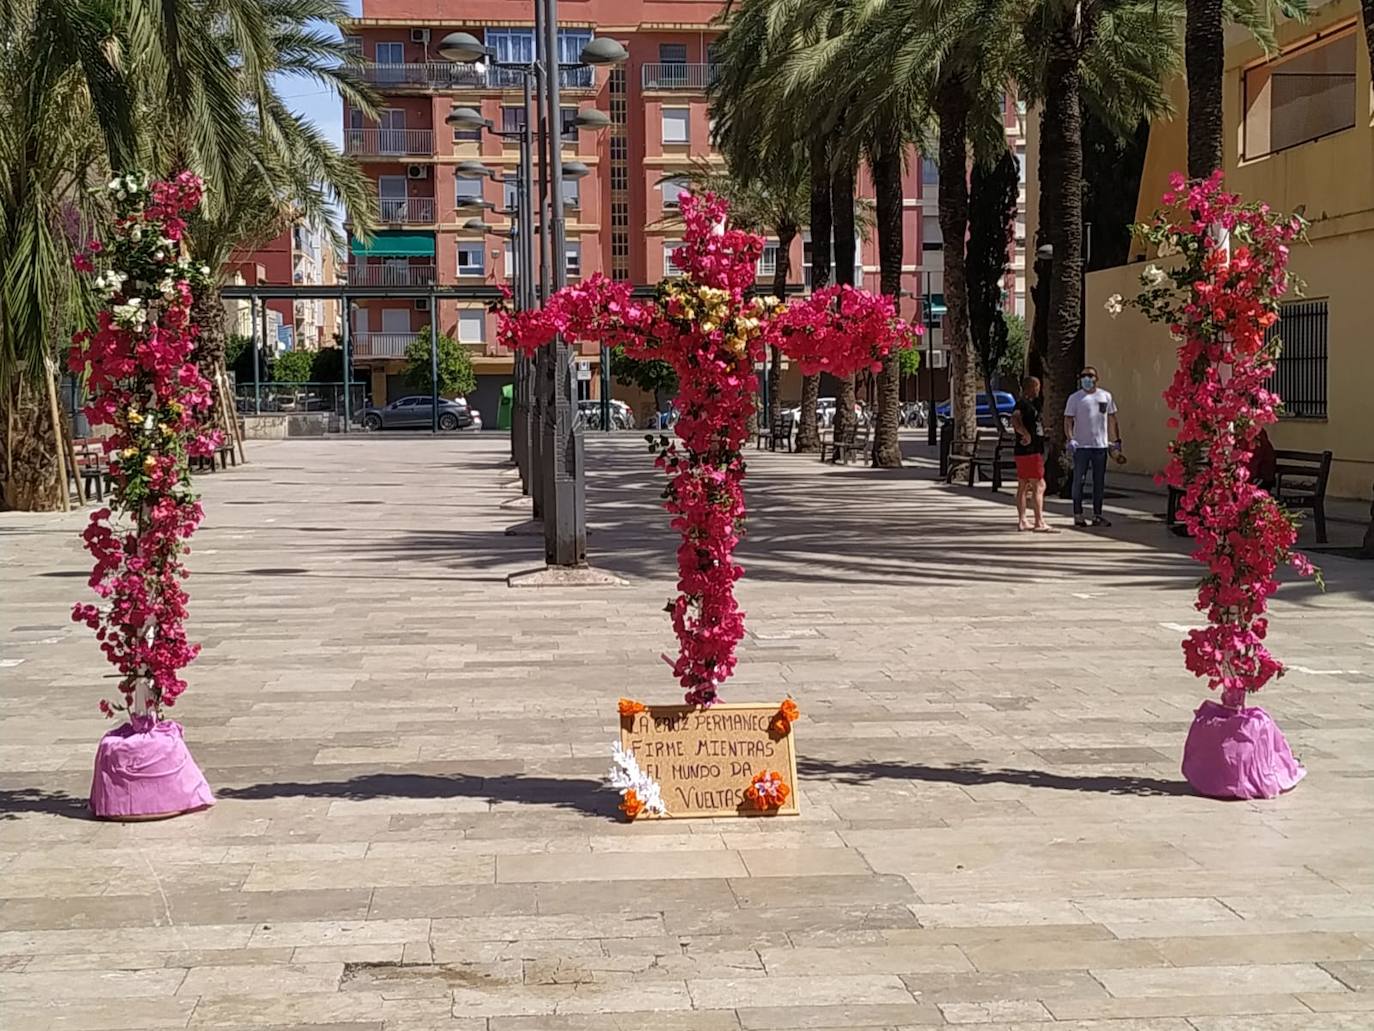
[501,105,528,134]
[486,28,534,64]
[757,241,779,278]
[565,242,582,277]
[920,156,939,186]
[560,106,579,142]
[375,42,403,64]
[1243,29,1357,159]
[558,29,593,87]
[561,176,580,208]
[664,241,683,276]
[458,308,486,343]
[1016,146,1027,184]
[1267,299,1328,418]
[659,43,688,64]
[922,214,943,251]
[661,107,689,144]
[453,124,481,142]
[661,178,685,209]
[503,175,520,212]
[342,35,362,56]
[457,243,485,276]
[455,177,483,203]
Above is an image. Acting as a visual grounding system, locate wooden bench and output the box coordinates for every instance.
[73,438,111,501]
[1166,448,1333,543]
[821,421,871,465]
[191,438,237,473]
[756,410,795,452]
[947,427,1015,490]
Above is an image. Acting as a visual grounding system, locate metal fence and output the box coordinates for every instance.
[234,381,367,418]
[358,62,594,90]
[641,63,718,90]
[1267,299,1328,418]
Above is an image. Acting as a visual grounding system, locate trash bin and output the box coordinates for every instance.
[497,383,513,431]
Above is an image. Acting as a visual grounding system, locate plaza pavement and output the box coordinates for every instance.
[0,433,1372,1031]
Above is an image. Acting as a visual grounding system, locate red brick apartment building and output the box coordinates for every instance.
[342,0,1027,418]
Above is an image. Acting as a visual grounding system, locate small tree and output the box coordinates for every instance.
[310,346,343,382]
[612,346,678,410]
[404,329,476,398]
[967,149,1019,398]
[270,349,314,383]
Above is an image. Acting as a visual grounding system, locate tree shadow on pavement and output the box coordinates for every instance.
[798,756,1195,797]
[0,788,92,820]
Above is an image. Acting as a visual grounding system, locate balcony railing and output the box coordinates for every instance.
[359,62,595,91]
[353,333,420,358]
[377,197,435,224]
[345,264,437,287]
[642,63,718,91]
[344,128,433,156]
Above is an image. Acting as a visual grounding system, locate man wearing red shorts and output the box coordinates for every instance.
[1010,376,1054,532]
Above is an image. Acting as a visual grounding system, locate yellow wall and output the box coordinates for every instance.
[1086,1,1374,501]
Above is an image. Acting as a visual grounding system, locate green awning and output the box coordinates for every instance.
[350,231,435,258]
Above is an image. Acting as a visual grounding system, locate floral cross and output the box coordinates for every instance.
[498,192,915,705]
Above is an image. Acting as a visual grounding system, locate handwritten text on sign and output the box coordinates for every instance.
[620,703,799,818]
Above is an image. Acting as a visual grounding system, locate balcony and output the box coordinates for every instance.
[377,197,435,225]
[359,62,595,92]
[642,63,718,91]
[353,332,420,359]
[345,264,437,287]
[344,128,434,156]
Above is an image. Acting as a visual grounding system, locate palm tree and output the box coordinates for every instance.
[1017,0,1179,484]
[0,0,120,510]
[0,0,374,509]
[1364,3,1374,84]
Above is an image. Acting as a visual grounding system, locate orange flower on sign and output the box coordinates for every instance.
[619,788,644,820]
[618,698,646,717]
[769,698,799,739]
[744,769,790,810]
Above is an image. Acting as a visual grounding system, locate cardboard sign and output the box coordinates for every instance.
[619,703,799,818]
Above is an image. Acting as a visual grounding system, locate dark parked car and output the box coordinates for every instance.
[935,392,1016,426]
[361,395,474,432]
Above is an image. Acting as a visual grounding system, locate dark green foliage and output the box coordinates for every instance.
[967,148,1020,389]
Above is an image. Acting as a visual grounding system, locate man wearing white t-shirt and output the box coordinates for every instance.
[1063,366,1120,528]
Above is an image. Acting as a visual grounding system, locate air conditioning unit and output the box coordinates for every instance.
[414,298,430,312]
[406,165,428,180]
[410,28,431,44]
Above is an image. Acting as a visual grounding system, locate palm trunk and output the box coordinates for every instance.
[797,134,832,453]
[936,80,976,455]
[831,157,858,453]
[872,132,904,468]
[1185,0,1226,178]
[1364,3,1374,91]
[769,224,796,447]
[1040,48,1086,493]
[0,374,65,511]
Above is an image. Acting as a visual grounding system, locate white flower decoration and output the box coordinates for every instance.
[1141,264,1167,287]
[130,227,142,242]
[1104,294,1124,319]
[608,741,666,815]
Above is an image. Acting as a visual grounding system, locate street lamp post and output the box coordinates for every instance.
[441,19,625,568]
[924,272,936,446]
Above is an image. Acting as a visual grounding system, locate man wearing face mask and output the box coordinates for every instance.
[1063,366,1120,528]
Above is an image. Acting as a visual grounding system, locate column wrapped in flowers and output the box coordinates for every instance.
[1120,172,1315,799]
[496,192,913,708]
[68,172,221,820]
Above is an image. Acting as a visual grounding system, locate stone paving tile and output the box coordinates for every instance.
[3,436,1373,1027]
[1091,961,1349,996]
[735,1002,944,1028]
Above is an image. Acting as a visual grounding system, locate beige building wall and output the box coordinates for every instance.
[1084,2,1373,501]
